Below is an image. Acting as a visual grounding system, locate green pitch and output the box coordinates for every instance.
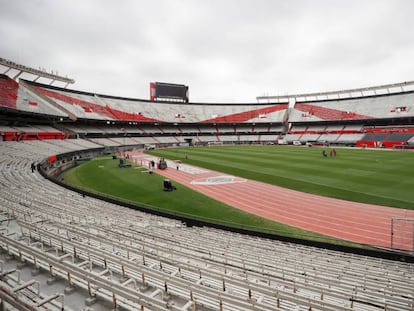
[62,154,361,246]
[62,145,414,249]
[147,145,414,209]
[63,157,323,236]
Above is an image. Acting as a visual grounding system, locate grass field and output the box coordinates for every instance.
[147,145,414,209]
[63,156,332,241]
[62,145,414,249]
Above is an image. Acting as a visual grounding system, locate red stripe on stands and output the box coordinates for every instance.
[34,86,161,122]
[294,103,373,120]
[0,76,19,109]
[201,104,288,123]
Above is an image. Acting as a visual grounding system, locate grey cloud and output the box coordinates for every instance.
[1,0,414,102]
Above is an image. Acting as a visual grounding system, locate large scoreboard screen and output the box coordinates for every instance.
[150,82,189,103]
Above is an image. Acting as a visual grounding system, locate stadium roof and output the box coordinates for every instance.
[256,80,414,103]
[0,57,75,87]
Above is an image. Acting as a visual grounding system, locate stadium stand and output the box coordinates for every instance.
[15,82,68,117]
[0,125,67,141]
[23,80,288,125]
[284,89,414,146]
[289,92,414,123]
[2,72,414,309]
[0,74,18,110]
[3,74,414,148]
[0,139,413,310]
[356,126,414,148]
[219,135,239,143]
[260,134,280,143]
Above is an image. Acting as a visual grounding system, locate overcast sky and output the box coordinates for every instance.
[1,0,414,103]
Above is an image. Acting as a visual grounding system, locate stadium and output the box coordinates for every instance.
[1,57,414,311]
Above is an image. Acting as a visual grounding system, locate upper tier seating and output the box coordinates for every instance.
[0,74,18,109]
[0,76,68,117]
[290,92,414,122]
[26,81,288,123]
[17,83,68,117]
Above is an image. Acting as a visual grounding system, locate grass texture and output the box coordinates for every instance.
[148,145,414,209]
[62,145,414,247]
[63,156,329,240]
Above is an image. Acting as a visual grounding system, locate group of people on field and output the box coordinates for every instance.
[322,148,337,157]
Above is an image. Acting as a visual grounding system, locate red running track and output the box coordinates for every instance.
[128,151,414,249]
